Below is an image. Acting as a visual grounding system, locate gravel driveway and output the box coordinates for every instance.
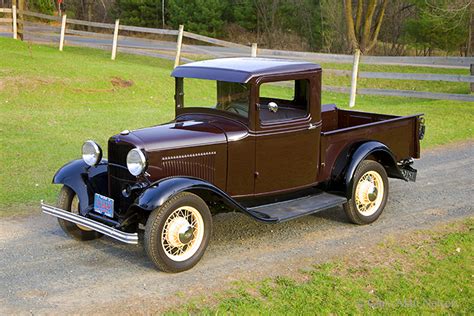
[1,141,473,314]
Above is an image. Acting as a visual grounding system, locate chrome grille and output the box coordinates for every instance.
[107,139,136,214]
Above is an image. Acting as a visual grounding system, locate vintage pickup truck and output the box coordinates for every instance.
[41,58,424,272]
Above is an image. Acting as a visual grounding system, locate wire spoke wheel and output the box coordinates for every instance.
[71,195,93,231]
[57,185,103,241]
[343,160,389,225]
[354,171,384,216]
[161,206,204,262]
[144,192,212,272]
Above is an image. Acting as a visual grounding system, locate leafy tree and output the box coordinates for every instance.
[167,0,226,37]
[402,0,470,55]
[230,0,257,31]
[26,0,55,14]
[114,0,164,28]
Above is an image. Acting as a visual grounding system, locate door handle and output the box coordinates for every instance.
[308,123,317,130]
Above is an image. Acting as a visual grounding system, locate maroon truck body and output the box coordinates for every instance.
[42,58,424,272]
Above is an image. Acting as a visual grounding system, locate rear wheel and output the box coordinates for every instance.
[343,160,389,225]
[57,186,103,241]
[144,192,212,273]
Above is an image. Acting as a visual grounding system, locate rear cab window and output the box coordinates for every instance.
[258,79,310,124]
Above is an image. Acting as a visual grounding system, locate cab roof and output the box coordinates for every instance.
[171,57,321,83]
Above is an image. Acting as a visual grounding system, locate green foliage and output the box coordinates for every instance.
[110,0,469,55]
[27,0,56,15]
[167,0,226,37]
[229,0,257,31]
[113,0,325,49]
[402,0,470,54]
[114,0,164,28]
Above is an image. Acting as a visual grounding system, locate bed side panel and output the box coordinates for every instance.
[319,115,419,182]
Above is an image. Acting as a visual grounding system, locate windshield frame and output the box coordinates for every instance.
[174,77,253,123]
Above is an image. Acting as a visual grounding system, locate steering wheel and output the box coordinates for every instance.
[226,106,240,114]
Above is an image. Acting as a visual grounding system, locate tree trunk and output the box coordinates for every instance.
[360,0,377,52]
[344,0,358,51]
[87,1,92,31]
[468,2,473,56]
[344,0,388,54]
[366,0,388,53]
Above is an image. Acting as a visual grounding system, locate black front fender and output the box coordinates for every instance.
[331,141,405,199]
[53,159,108,214]
[134,177,246,213]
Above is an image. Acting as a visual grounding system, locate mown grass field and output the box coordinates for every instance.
[0,37,473,212]
[166,218,473,315]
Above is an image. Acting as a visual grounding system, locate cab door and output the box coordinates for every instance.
[254,76,321,195]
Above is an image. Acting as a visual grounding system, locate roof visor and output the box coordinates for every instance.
[171,57,321,83]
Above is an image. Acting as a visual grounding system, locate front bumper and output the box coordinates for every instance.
[41,201,139,244]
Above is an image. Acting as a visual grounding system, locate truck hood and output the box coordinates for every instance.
[111,120,228,152]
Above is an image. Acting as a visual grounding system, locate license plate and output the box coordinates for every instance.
[94,193,114,218]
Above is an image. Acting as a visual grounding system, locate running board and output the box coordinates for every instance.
[41,201,139,244]
[246,192,347,223]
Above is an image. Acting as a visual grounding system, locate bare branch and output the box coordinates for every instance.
[367,0,388,52]
[360,0,376,52]
[355,0,363,36]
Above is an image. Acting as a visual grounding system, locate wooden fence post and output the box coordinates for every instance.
[174,25,184,68]
[11,5,17,40]
[349,49,361,108]
[59,14,67,51]
[471,64,474,94]
[111,19,120,60]
[251,43,257,57]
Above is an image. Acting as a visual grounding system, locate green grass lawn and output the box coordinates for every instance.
[166,218,473,315]
[0,37,473,212]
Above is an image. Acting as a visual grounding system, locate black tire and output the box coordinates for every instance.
[343,160,389,225]
[57,186,103,241]
[144,192,212,273]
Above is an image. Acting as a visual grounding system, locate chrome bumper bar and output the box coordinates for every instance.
[41,201,139,244]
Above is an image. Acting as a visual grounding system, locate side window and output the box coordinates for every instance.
[258,79,309,123]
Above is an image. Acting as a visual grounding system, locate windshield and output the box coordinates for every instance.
[175,78,250,118]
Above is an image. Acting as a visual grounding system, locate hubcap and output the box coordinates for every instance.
[179,225,195,244]
[165,217,194,247]
[355,170,384,216]
[161,206,204,262]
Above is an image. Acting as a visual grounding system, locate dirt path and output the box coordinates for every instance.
[1,142,473,314]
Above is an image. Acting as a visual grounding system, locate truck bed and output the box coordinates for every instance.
[319,104,423,181]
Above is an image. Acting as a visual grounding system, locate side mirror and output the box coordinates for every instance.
[268,102,278,113]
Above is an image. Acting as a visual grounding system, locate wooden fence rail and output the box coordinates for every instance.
[324,86,474,102]
[325,69,474,83]
[1,7,473,102]
[258,48,474,68]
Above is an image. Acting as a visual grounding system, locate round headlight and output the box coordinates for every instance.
[82,140,102,166]
[126,148,147,176]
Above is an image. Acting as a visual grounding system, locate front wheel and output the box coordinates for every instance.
[144,192,212,273]
[57,186,103,241]
[343,160,389,225]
